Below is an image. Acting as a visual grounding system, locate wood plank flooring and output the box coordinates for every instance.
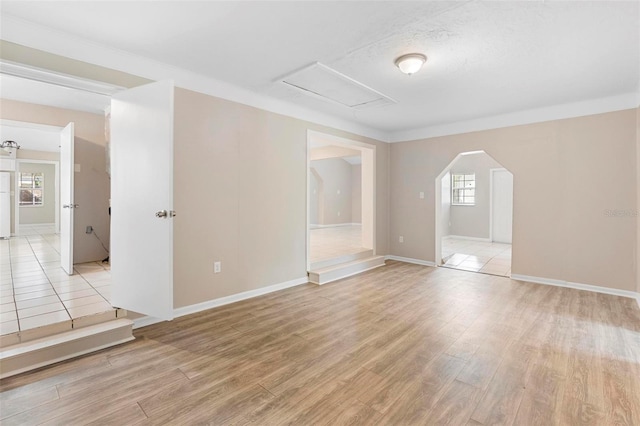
[2,260,640,425]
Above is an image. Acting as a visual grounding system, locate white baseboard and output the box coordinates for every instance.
[310,223,362,229]
[132,276,309,329]
[444,235,492,242]
[511,274,640,306]
[385,255,436,267]
[20,222,56,227]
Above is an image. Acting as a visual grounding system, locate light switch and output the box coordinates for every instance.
[419,192,424,199]
[74,164,81,172]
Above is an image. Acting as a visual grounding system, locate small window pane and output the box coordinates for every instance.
[451,173,476,205]
[18,173,44,206]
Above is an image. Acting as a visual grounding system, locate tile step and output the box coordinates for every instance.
[0,318,134,379]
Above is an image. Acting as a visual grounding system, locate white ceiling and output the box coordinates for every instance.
[1,1,639,139]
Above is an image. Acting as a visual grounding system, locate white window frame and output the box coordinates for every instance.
[451,173,476,206]
[19,172,45,207]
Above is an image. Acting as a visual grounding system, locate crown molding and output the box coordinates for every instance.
[0,15,390,142]
[389,92,640,142]
[389,93,640,143]
[0,59,124,95]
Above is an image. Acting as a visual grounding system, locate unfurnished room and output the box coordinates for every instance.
[0,1,639,425]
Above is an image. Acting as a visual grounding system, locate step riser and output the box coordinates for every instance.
[311,250,373,270]
[309,257,385,285]
[0,319,134,379]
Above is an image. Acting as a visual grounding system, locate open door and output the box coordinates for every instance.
[110,80,174,320]
[60,123,75,275]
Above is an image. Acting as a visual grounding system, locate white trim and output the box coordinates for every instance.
[511,274,640,302]
[444,235,492,243]
[310,223,362,229]
[0,119,64,133]
[0,15,388,142]
[1,59,125,96]
[389,92,640,142]
[385,255,436,267]
[132,276,309,329]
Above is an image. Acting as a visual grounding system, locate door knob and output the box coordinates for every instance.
[155,210,168,218]
[63,204,79,209]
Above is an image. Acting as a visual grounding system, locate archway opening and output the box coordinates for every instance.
[435,150,513,277]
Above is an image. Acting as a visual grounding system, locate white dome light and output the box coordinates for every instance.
[395,53,427,75]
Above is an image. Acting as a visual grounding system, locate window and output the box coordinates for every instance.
[452,173,475,205]
[19,172,44,206]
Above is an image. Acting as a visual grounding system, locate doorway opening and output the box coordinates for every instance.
[435,150,513,277]
[306,131,375,272]
[0,119,113,343]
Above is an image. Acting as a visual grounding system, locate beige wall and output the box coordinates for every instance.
[352,164,362,223]
[441,172,451,237]
[310,158,353,225]
[18,162,56,225]
[390,109,637,292]
[449,152,503,239]
[0,99,110,263]
[173,88,389,308]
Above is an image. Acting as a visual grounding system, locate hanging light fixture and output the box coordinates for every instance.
[1,140,20,154]
[395,53,427,75]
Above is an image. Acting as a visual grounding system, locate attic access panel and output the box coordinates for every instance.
[281,62,396,109]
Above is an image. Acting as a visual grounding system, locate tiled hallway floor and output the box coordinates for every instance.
[309,225,367,264]
[1,225,113,346]
[441,237,512,277]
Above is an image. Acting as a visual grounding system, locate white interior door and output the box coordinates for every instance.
[491,169,513,244]
[60,123,75,274]
[110,80,174,320]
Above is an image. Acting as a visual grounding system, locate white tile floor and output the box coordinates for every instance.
[309,225,367,263]
[1,224,113,347]
[441,237,512,277]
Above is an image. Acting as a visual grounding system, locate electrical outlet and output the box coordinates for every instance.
[214,261,221,273]
[399,236,404,243]
[85,226,93,234]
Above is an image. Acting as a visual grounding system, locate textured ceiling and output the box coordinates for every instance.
[1,1,638,134]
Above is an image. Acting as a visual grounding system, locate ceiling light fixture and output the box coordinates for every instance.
[1,140,20,155]
[395,53,427,75]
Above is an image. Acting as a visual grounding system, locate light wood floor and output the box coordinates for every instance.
[2,261,640,425]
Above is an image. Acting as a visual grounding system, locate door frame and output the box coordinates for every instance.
[306,130,376,271]
[14,159,60,234]
[1,119,64,236]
